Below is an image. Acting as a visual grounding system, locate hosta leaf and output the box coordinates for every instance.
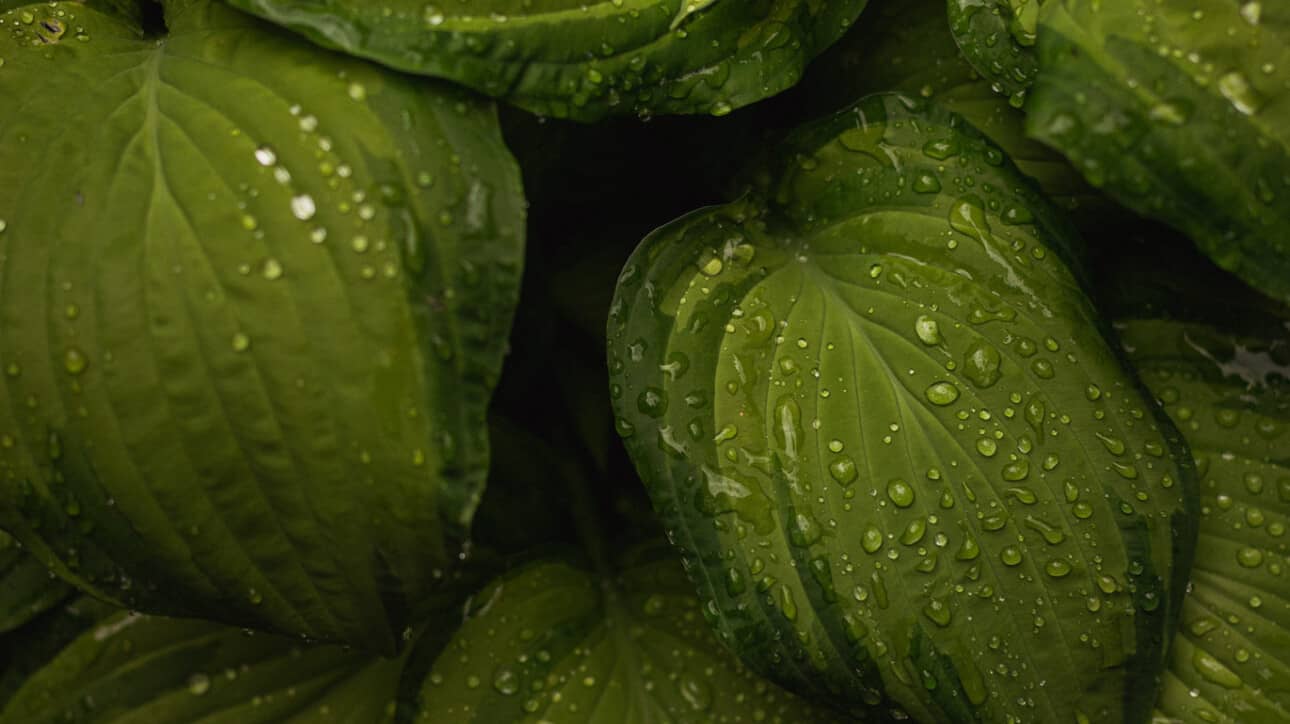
[946,0,1046,105]
[1027,0,1290,303]
[805,0,1101,217]
[0,533,71,635]
[0,596,118,710]
[412,546,837,723]
[223,0,870,122]
[608,93,1197,722]
[1120,318,1290,724]
[0,610,409,723]
[0,0,525,652]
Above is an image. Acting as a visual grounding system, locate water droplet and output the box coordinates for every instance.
[291,194,316,221]
[915,315,942,345]
[887,479,915,507]
[1045,559,1072,577]
[963,342,1002,388]
[187,673,211,696]
[64,347,88,375]
[862,525,884,553]
[231,332,251,352]
[925,382,960,406]
[492,668,519,696]
[253,146,276,166]
[1000,546,1023,566]
[1237,547,1264,568]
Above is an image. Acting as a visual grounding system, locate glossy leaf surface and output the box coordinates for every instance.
[0,0,525,652]
[224,0,870,122]
[1121,317,1290,724]
[413,547,837,723]
[609,93,1197,721]
[1028,0,1290,303]
[806,0,1099,217]
[946,0,1046,105]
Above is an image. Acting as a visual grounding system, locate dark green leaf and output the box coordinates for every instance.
[1119,318,1290,724]
[0,0,525,652]
[1027,0,1290,303]
[222,0,870,122]
[609,93,1197,721]
[946,0,1046,105]
[0,596,119,710]
[0,609,407,723]
[804,0,1103,218]
[0,533,71,635]
[412,546,838,722]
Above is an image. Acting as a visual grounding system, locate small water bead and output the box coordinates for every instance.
[64,347,88,375]
[187,673,211,696]
[915,315,941,345]
[262,258,284,281]
[925,382,960,406]
[862,525,884,553]
[1000,546,1023,566]
[253,145,276,166]
[1237,547,1264,568]
[887,479,915,507]
[291,194,316,221]
[231,333,251,352]
[1045,559,1072,578]
[976,438,998,457]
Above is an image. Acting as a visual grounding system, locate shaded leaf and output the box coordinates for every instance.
[412,546,838,723]
[1120,317,1290,724]
[1028,0,1290,303]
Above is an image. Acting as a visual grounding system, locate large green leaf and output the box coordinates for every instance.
[0,533,71,635]
[412,546,838,723]
[222,0,870,122]
[608,93,1197,721]
[1027,0,1290,303]
[804,0,1101,218]
[1119,318,1290,724]
[0,0,525,652]
[946,0,1047,106]
[0,609,409,723]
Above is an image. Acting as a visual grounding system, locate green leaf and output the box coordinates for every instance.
[412,546,838,722]
[0,533,71,635]
[1119,318,1290,724]
[0,609,408,723]
[0,596,119,710]
[0,0,525,653]
[608,93,1198,721]
[1027,0,1290,303]
[946,0,1046,106]
[804,0,1102,218]
[222,0,870,122]
[0,1,142,22]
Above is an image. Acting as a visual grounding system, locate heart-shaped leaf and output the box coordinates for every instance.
[0,0,525,652]
[412,546,838,722]
[223,0,870,122]
[608,93,1197,721]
